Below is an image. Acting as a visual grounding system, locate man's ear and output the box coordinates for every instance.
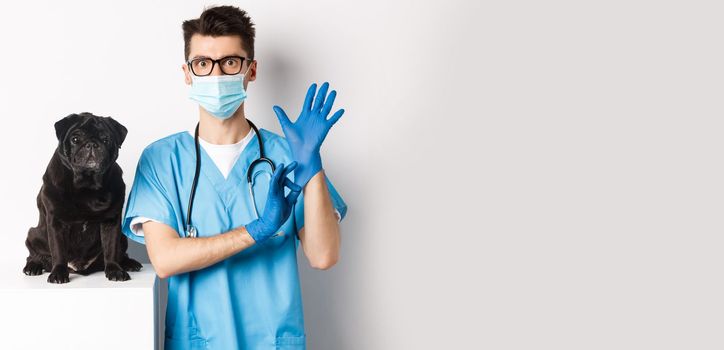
[104,117,128,147]
[182,64,192,85]
[248,60,257,82]
[54,114,84,142]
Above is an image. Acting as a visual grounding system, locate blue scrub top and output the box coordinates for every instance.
[121,128,347,350]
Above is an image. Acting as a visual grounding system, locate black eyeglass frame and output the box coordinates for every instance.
[186,55,253,76]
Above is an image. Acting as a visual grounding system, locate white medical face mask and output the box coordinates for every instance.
[189,70,248,120]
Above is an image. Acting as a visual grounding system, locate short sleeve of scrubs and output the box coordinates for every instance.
[122,149,179,244]
[293,173,348,236]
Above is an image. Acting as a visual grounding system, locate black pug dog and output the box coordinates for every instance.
[23,112,142,283]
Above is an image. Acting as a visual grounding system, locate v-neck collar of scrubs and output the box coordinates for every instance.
[190,127,255,180]
[180,127,262,206]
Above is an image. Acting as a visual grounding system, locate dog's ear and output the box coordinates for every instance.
[54,114,84,142]
[103,117,128,147]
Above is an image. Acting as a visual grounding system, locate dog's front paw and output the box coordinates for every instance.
[105,264,131,281]
[121,257,143,272]
[23,261,44,276]
[47,265,70,284]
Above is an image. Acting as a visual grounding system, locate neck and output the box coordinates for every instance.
[198,105,251,145]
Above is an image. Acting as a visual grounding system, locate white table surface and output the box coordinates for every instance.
[0,263,164,350]
[0,262,157,289]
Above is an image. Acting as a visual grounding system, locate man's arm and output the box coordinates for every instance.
[141,163,300,279]
[142,222,256,278]
[271,81,346,270]
[298,170,341,270]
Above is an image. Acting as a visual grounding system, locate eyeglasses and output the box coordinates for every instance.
[186,55,252,76]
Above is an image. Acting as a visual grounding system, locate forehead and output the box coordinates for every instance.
[188,34,247,59]
[71,117,107,133]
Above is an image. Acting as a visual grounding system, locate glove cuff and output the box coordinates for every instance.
[295,153,323,187]
[246,219,271,243]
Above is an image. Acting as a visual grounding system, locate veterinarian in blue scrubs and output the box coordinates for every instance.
[121,6,347,350]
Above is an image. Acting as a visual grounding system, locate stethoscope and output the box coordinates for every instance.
[184,119,275,238]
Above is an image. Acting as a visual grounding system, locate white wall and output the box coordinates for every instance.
[1,1,722,349]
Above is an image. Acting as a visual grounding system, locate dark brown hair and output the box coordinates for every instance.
[182,5,256,60]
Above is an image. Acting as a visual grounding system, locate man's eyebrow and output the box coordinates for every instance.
[189,54,246,60]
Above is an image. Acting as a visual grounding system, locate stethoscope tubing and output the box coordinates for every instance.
[185,119,272,238]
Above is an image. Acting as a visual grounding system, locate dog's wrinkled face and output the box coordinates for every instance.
[54,113,127,173]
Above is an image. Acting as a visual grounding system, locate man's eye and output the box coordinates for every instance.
[198,61,207,67]
[224,59,236,66]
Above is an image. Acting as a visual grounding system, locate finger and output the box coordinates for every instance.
[273,106,293,130]
[320,90,337,118]
[269,162,285,191]
[278,162,297,187]
[327,108,345,127]
[313,82,330,112]
[285,182,302,206]
[281,161,298,180]
[303,83,317,112]
[284,177,302,193]
[273,106,293,128]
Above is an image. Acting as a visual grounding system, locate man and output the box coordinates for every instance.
[121,5,347,350]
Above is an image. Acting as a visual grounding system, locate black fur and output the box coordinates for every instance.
[23,112,142,283]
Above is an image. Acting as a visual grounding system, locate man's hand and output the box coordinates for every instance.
[273,82,345,187]
[245,162,302,244]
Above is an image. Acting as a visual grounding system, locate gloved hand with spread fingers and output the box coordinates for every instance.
[245,162,302,244]
[273,82,345,187]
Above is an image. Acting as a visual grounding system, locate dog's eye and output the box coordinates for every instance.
[71,136,79,144]
[101,138,108,144]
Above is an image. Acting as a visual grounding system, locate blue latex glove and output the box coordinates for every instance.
[245,162,302,244]
[273,82,345,187]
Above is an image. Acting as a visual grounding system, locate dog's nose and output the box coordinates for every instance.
[85,142,99,149]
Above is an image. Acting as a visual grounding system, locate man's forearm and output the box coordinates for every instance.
[300,170,341,269]
[146,222,256,278]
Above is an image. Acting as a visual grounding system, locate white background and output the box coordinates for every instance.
[0,1,722,349]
